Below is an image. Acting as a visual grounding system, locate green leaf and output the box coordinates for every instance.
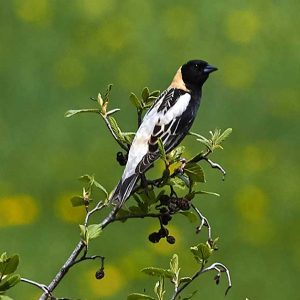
[128,205,144,215]
[116,208,131,221]
[86,224,102,240]
[150,90,160,97]
[184,162,205,183]
[141,87,150,102]
[0,274,20,292]
[107,116,125,142]
[0,255,19,276]
[190,243,212,264]
[168,177,186,190]
[169,254,179,274]
[157,139,166,163]
[145,96,157,104]
[154,277,165,300]
[141,267,174,279]
[0,253,7,262]
[180,211,197,223]
[167,146,185,163]
[0,295,14,300]
[78,174,93,183]
[70,196,86,207]
[103,83,113,102]
[179,277,192,284]
[138,189,157,207]
[64,108,100,118]
[127,294,155,300]
[130,93,142,109]
[106,108,120,116]
[215,128,232,145]
[93,180,108,197]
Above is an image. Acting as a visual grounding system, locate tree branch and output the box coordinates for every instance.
[21,278,51,295]
[171,262,232,300]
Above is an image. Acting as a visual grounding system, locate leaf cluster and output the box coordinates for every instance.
[0,253,20,298]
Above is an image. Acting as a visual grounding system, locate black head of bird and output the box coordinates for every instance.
[181,59,218,90]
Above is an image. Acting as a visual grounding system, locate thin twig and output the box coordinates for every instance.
[70,255,104,268]
[171,262,232,300]
[203,157,226,180]
[102,114,129,151]
[21,278,51,295]
[39,241,85,300]
[191,204,212,242]
[84,202,106,226]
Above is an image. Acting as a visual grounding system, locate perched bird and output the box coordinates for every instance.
[110,59,217,207]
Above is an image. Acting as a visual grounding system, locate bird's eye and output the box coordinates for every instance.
[194,64,201,71]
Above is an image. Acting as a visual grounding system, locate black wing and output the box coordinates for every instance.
[136,88,195,174]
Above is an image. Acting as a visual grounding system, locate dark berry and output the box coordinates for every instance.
[166,235,176,244]
[159,194,170,205]
[161,214,172,225]
[116,152,127,166]
[95,268,105,279]
[214,274,220,285]
[168,201,178,212]
[148,232,160,243]
[178,198,190,211]
[158,227,169,238]
[159,207,168,214]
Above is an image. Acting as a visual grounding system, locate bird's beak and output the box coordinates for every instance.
[204,64,218,74]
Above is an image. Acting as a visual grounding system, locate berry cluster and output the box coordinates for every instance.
[158,194,191,213]
[148,227,176,244]
[148,194,192,244]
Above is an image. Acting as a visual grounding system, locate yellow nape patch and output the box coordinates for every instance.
[169,67,190,92]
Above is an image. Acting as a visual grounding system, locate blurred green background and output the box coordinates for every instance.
[0,0,299,299]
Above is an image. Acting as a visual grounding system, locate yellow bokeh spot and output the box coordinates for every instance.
[225,10,260,44]
[221,56,255,89]
[54,56,86,88]
[162,6,196,40]
[235,186,274,245]
[0,195,38,227]
[14,0,51,25]
[55,193,85,224]
[235,186,267,223]
[79,0,116,20]
[148,225,181,255]
[84,265,125,297]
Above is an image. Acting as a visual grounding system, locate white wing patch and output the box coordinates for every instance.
[122,90,191,180]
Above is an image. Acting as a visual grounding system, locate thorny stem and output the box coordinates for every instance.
[171,262,232,300]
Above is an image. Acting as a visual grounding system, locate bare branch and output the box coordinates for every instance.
[171,262,232,300]
[21,278,51,295]
[191,204,212,242]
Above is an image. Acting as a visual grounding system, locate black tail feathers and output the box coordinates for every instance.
[109,174,139,207]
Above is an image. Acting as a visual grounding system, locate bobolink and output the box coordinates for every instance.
[111,59,217,206]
